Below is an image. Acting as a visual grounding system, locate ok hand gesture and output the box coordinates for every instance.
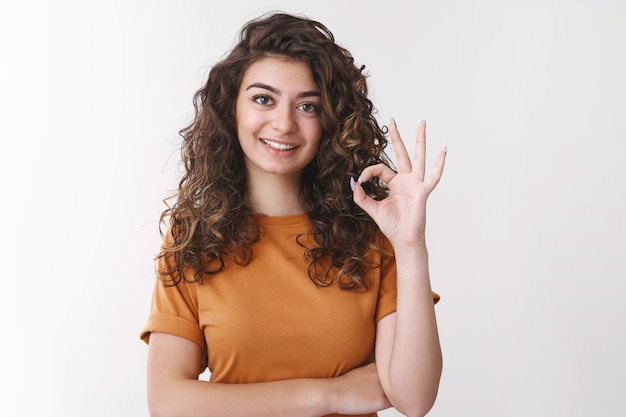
[351,119,446,249]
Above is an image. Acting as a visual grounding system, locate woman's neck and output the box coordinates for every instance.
[247,172,304,217]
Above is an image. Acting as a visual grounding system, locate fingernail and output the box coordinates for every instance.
[350,177,356,192]
[357,175,363,185]
[443,146,448,153]
[421,119,427,126]
[390,117,396,128]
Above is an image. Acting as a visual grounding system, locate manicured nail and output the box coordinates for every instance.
[421,119,427,126]
[390,117,397,128]
[357,175,363,185]
[443,146,448,153]
[350,177,356,192]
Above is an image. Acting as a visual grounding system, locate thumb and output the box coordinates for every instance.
[351,178,378,220]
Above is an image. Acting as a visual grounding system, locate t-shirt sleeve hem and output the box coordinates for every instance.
[432,291,441,305]
[375,289,398,322]
[140,313,205,349]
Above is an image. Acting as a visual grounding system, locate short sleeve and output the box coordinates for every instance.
[139,233,206,351]
[375,254,398,323]
[140,278,206,350]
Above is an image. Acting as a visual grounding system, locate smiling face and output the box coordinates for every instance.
[235,57,323,183]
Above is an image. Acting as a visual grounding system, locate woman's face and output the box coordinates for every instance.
[235,57,323,181]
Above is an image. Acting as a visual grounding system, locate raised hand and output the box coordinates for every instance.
[351,119,446,249]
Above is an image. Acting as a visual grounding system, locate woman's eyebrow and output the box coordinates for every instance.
[245,83,320,98]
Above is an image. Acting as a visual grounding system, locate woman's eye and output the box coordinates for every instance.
[299,102,320,114]
[253,95,273,105]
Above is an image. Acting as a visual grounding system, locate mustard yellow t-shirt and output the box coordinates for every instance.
[141,213,436,416]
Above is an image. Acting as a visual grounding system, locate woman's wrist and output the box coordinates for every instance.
[391,241,428,262]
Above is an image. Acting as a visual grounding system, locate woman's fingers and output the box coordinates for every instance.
[352,118,446,202]
[389,118,430,180]
[351,164,396,219]
[351,177,379,220]
[356,163,397,186]
[425,147,447,193]
[351,118,446,239]
[414,120,427,180]
[389,118,412,174]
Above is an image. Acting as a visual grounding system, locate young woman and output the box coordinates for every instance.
[141,12,446,417]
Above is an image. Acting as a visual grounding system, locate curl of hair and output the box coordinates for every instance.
[159,12,393,289]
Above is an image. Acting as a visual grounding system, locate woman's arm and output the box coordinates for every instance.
[374,246,442,417]
[147,332,390,417]
[352,119,446,417]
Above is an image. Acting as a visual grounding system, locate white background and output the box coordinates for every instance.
[1,0,625,416]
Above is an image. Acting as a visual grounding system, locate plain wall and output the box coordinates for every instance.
[1,0,625,416]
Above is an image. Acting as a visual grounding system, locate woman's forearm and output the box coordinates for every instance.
[147,333,389,417]
[378,244,442,417]
[148,377,334,417]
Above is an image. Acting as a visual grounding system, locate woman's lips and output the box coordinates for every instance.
[261,139,298,151]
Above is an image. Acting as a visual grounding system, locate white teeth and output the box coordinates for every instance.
[262,139,297,151]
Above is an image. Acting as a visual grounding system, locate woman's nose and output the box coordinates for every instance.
[271,105,297,134]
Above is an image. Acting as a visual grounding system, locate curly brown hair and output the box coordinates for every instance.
[159,12,394,290]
